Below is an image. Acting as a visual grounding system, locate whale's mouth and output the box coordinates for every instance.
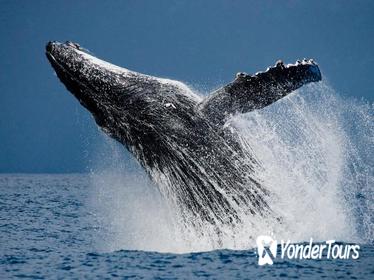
[45,41,86,73]
[45,41,144,117]
[46,41,111,126]
[45,42,79,85]
[46,41,90,93]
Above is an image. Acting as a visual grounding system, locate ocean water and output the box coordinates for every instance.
[0,174,373,279]
[1,84,373,278]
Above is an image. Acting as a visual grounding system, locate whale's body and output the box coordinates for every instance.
[46,41,321,227]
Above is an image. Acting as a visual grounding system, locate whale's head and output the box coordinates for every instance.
[46,41,133,127]
[46,41,200,161]
[46,41,182,117]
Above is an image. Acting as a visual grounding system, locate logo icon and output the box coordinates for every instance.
[256,235,277,265]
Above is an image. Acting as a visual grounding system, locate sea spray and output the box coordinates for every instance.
[89,82,373,253]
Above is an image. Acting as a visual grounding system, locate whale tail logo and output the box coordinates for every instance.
[256,235,277,265]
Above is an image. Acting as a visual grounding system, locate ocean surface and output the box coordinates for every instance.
[1,85,373,279]
[0,174,373,279]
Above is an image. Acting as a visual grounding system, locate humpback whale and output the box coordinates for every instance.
[46,41,321,228]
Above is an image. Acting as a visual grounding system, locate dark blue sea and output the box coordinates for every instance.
[0,174,373,279]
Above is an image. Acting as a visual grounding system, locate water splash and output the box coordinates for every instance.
[89,82,373,253]
[235,82,372,244]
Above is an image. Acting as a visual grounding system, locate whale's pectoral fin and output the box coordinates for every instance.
[199,60,322,124]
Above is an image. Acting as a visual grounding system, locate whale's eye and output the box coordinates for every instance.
[165,103,176,109]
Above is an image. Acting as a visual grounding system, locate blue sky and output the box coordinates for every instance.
[0,0,373,173]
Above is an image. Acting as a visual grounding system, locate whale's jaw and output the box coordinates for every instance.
[45,41,133,130]
[45,41,201,143]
